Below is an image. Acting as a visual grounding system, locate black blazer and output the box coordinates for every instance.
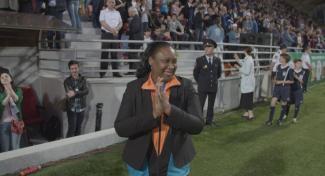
[128,15,143,46]
[193,55,222,93]
[114,76,204,170]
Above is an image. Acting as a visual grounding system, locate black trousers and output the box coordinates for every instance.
[240,92,254,111]
[100,31,119,77]
[303,69,310,92]
[66,110,85,137]
[128,43,142,71]
[199,91,217,124]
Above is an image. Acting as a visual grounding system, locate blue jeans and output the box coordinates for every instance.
[0,122,21,152]
[67,0,82,30]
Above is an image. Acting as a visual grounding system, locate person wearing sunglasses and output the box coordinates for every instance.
[193,39,222,126]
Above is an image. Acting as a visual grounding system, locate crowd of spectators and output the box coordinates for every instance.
[0,0,324,49]
[87,0,324,49]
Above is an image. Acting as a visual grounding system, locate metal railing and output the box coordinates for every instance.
[37,39,282,76]
[37,39,325,112]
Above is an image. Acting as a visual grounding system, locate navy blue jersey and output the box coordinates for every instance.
[275,65,294,85]
[291,69,305,91]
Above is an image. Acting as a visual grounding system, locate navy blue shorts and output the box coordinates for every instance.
[273,85,291,102]
[289,89,303,106]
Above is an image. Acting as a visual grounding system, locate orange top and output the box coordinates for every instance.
[141,74,181,155]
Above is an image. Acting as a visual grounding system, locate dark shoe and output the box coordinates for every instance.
[241,115,249,119]
[205,122,212,126]
[265,120,272,126]
[113,73,123,77]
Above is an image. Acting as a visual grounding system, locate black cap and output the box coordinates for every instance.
[203,39,217,48]
[279,43,287,50]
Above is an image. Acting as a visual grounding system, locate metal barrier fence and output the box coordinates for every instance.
[37,39,325,112]
[38,39,325,76]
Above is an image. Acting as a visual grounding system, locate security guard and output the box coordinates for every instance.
[193,39,222,125]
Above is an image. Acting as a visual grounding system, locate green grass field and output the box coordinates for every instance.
[10,83,325,176]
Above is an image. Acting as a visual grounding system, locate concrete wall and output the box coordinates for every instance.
[0,128,124,175]
[34,72,269,138]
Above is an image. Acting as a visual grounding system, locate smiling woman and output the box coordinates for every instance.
[114,41,204,176]
[0,69,24,153]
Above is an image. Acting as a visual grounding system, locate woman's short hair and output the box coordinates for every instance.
[244,47,253,55]
[136,41,172,78]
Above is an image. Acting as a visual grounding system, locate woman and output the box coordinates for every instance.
[0,69,23,152]
[114,41,204,175]
[234,47,255,120]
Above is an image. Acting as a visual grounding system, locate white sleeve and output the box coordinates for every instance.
[99,10,105,22]
[272,53,278,63]
[306,55,311,64]
[118,12,122,24]
[239,58,253,76]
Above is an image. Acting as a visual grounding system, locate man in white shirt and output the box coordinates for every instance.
[99,0,123,78]
[270,44,287,80]
[301,46,312,92]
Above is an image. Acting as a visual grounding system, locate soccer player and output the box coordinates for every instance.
[266,53,294,126]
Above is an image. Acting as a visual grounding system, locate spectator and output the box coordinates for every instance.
[64,60,89,137]
[140,0,150,31]
[243,15,254,33]
[204,7,217,28]
[99,0,123,78]
[161,24,172,41]
[170,0,183,16]
[67,0,82,32]
[168,13,189,42]
[127,6,143,75]
[90,0,104,28]
[193,6,205,49]
[281,27,296,47]
[263,15,271,32]
[206,17,225,46]
[46,0,67,49]
[227,24,240,44]
[181,0,196,30]
[160,0,169,14]
[252,16,259,33]
[234,47,256,120]
[143,28,152,50]
[297,32,303,48]
[115,0,127,22]
[0,69,24,152]
[150,7,162,28]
